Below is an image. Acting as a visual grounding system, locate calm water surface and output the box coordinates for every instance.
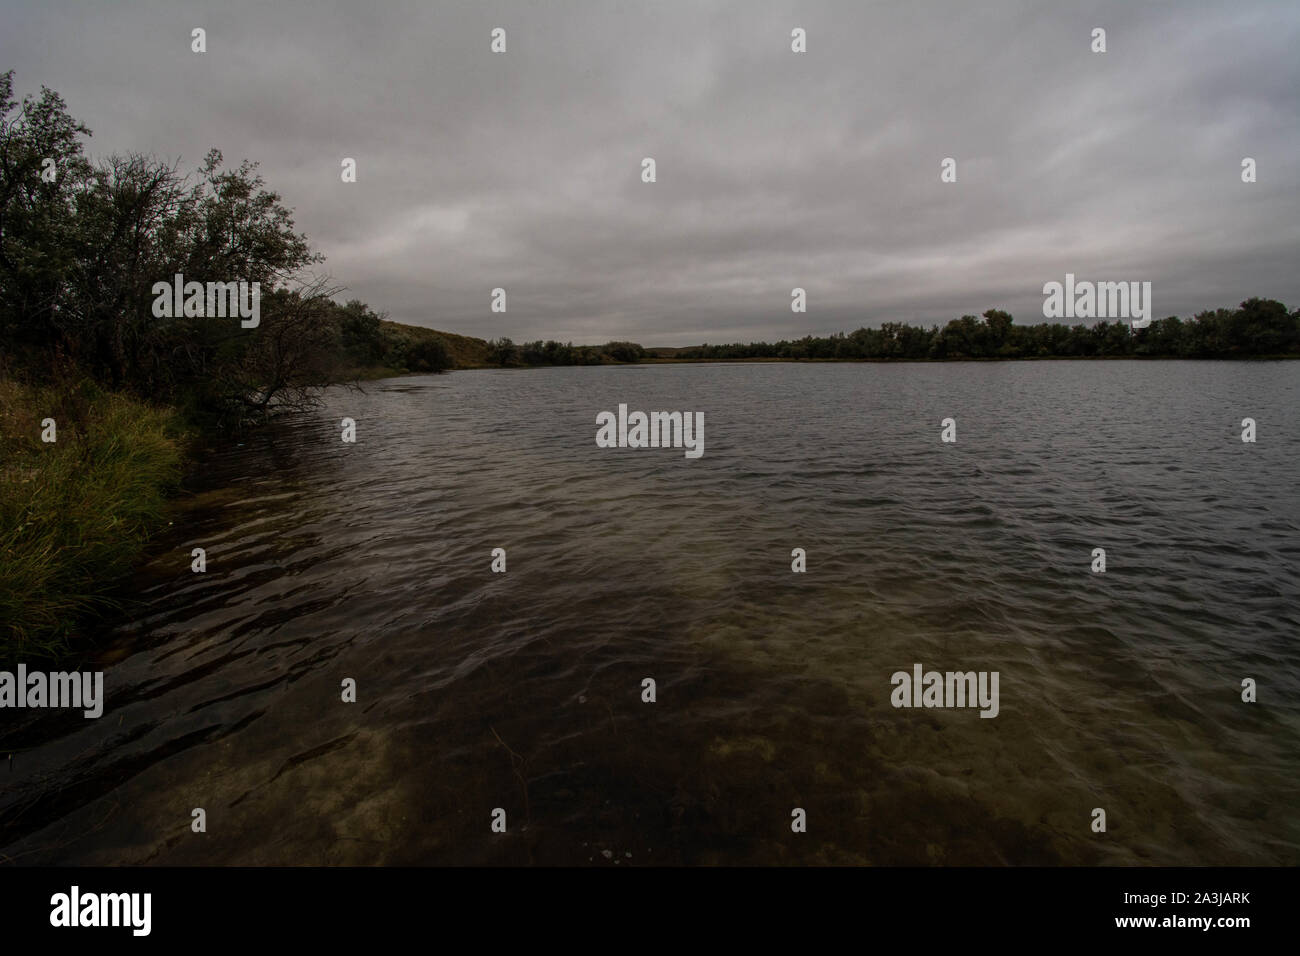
[2,360,1298,865]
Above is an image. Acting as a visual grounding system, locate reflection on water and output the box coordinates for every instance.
[2,361,1298,865]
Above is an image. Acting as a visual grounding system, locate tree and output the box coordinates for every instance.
[0,70,94,361]
[404,334,451,373]
[1,72,342,423]
[337,299,386,366]
[487,337,518,365]
[1233,297,1295,355]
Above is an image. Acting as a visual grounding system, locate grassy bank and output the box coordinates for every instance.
[0,378,185,662]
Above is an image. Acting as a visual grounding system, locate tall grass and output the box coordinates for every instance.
[0,378,185,662]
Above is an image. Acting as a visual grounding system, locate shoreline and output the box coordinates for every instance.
[430,352,1300,372]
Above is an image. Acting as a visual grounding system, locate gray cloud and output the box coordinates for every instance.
[2,0,1297,345]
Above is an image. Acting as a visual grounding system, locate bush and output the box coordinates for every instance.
[0,378,185,660]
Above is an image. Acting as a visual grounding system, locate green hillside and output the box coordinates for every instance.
[377,320,492,369]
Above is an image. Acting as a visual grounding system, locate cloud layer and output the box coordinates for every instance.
[3,0,1297,345]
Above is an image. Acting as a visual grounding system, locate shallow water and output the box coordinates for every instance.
[2,360,1298,865]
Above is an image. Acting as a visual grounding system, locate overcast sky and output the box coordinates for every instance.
[3,0,1297,345]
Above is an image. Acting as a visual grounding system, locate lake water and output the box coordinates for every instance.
[2,360,1298,865]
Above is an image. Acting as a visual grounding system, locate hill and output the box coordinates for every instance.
[377,320,492,369]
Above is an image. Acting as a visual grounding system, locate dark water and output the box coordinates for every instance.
[3,360,1298,865]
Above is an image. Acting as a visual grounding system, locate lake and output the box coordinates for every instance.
[2,360,1297,865]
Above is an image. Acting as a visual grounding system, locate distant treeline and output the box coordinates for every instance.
[485,338,647,366]
[669,302,1300,362]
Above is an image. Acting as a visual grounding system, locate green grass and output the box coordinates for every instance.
[0,378,185,662]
